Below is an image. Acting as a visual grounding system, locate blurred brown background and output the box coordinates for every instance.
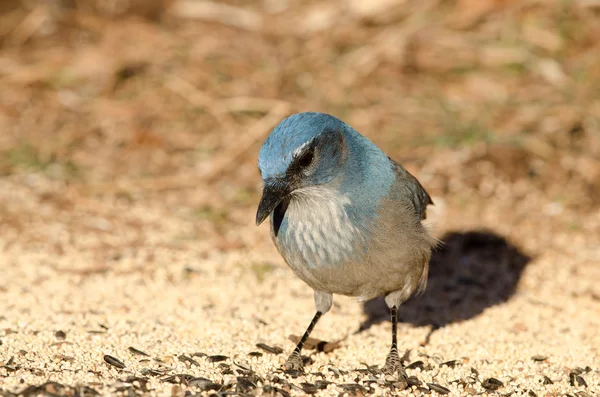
[2,0,600,211]
[1,0,599,288]
[1,0,600,277]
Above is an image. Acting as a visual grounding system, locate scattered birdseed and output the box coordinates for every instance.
[542,375,554,385]
[300,382,318,394]
[571,374,588,388]
[103,355,125,369]
[207,354,229,363]
[128,346,149,357]
[314,380,332,389]
[2,356,16,371]
[248,351,263,358]
[140,368,164,377]
[232,359,253,372]
[406,360,425,370]
[54,330,66,340]
[528,390,537,397]
[177,354,200,367]
[482,378,504,390]
[407,376,421,386]
[400,350,411,363]
[236,376,257,393]
[531,355,548,362]
[124,376,149,392]
[270,386,291,397]
[55,354,75,362]
[428,383,451,394]
[440,359,460,368]
[283,368,302,377]
[256,343,284,355]
[576,392,593,397]
[162,373,195,384]
[338,383,369,394]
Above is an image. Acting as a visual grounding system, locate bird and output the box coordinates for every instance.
[255,112,437,378]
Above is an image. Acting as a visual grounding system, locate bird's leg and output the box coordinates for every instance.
[284,311,322,371]
[383,306,407,379]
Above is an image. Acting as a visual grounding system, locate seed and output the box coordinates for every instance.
[140,368,164,376]
[283,368,301,377]
[55,354,74,362]
[541,375,553,385]
[248,351,263,358]
[255,343,283,355]
[427,383,450,394]
[207,355,228,363]
[236,377,257,393]
[302,355,314,366]
[162,374,195,384]
[178,354,200,367]
[406,360,424,370]
[569,372,577,386]
[124,376,149,392]
[528,390,537,397]
[187,377,210,387]
[197,381,222,392]
[314,380,331,389]
[113,383,134,393]
[482,378,503,390]
[575,375,588,387]
[79,386,100,395]
[338,383,368,394]
[54,330,66,340]
[440,360,459,368]
[3,356,16,371]
[531,355,547,362]
[274,387,291,397]
[128,347,149,357]
[232,359,253,372]
[300,383,318,394]
[103,355,125,369]
[407,376,421,386]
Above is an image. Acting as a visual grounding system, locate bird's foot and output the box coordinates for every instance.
[283,351,304,372]
[382,349,407,380]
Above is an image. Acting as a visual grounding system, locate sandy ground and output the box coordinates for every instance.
[1,174,599,397]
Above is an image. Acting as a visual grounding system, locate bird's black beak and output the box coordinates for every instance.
[256,179,290,226]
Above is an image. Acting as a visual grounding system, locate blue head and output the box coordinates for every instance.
[256,112,349,225]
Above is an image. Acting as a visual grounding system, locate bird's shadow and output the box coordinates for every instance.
[358,230,532,332]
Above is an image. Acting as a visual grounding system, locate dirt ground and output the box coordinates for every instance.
[1,0,599,396]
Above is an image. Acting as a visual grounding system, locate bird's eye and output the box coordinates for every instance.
[297,148,314,168]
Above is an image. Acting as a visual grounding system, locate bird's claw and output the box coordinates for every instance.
[383,349,407,380]
[283,351,304,372]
